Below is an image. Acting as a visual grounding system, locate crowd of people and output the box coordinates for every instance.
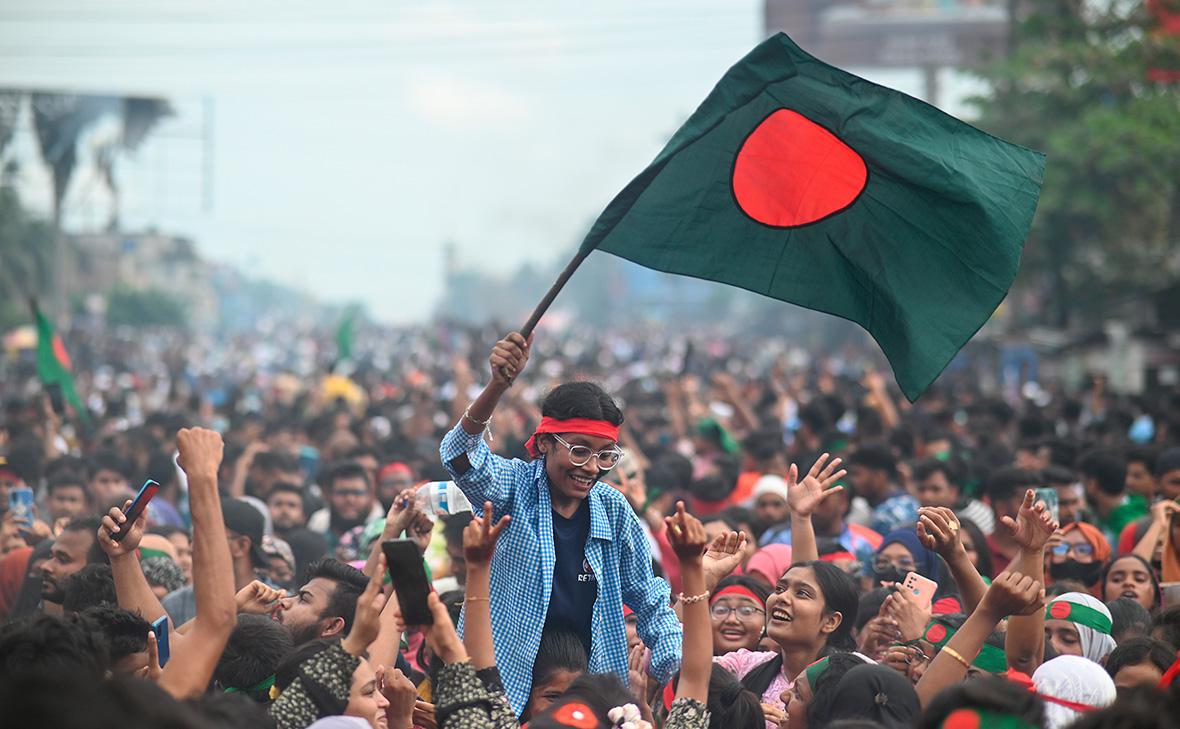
[2,320,1180,729]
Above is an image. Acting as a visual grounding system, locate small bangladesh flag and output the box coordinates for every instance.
[578,33,1045,401]
[34,304,88,422]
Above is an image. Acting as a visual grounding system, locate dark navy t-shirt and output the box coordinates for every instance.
[546,499,596,656]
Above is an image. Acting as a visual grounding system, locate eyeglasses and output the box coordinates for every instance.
[710,604,766,621]
[1050,542,1094,558]
[333,488,369,499]
[550,434,624,470]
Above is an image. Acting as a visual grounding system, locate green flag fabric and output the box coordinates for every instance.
[578,33,1045,401]
[34,306,87,420]
[336,308,357,362]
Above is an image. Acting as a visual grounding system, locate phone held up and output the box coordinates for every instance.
[151,615,170,667]
[382,539,433,626]
[110,479,160,543]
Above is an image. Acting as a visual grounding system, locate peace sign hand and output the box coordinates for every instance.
[786,453,846,518]
[463,501,511,568]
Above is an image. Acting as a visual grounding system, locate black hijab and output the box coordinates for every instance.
[828,664,920,729]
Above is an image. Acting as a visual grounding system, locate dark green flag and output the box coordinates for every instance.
[579,33,1045,401]
[34,305,88,422]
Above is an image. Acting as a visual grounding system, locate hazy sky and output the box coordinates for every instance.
[0,1,963,322]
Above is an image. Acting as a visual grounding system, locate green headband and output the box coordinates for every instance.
[1045,599,1112,635]
[938,708,1036,729]
[922,621,1008,673]
[223,674,276,696]
[138,548,173,563]
[803,656,831,689]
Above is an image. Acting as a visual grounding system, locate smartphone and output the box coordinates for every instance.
[382,539,433,625]
[1033,487,1060,524]
[110,479,160,543]
[7,487,34,527]
[151,615,170,667]
[902,571,938,610]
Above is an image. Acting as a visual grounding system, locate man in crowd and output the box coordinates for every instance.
[44,472,91,522]
[267,482,308,539]
[41,517,108,612]
[87,452,133,513]
[307,461,383,552]
[847,443,919,535]
[273,558,369,645]
[914,458,995,534]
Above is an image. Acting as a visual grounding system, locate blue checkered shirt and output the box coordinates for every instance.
[440,423,682,716]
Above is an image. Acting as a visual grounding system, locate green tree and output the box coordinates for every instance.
[970,0,1180,327]
[0,184,55,329]
[105,286,188,329]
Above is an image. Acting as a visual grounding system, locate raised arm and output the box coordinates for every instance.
[1134,501,1180,562]
[665,502,711,703]
[462,501,511,670]
[440,333,532,512]
[158,428,237,699]
[99,502,171,625]
[788,453,846,563]
[621,506,682,686]
[916,570,1045,706]
[1000,490,1059,675]
[917,507,988,614]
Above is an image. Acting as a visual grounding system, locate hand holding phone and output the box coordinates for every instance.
[383,539,433,626]
[110,480,159,543]
[7,487,35,530]
[902,571,938,611]
[151,615,170,668]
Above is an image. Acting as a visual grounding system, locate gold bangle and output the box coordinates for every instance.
[464,596,490,602]
[941,645,972,670]
[678,591,710,605]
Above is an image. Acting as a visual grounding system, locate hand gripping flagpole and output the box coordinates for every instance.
[500,248,592,383]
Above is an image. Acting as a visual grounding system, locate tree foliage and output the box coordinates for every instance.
[0,185,55,329]
[969,0,1180,327]
[105,286,188,329]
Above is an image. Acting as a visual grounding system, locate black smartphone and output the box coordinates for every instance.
[111,479,160,543]
[151,615,170,667]
[382,539,433,625]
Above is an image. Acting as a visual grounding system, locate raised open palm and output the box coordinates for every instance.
[999,489,1059,552]
[786,453,846,518]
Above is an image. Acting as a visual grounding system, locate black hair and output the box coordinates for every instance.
[442,511,475,546]
[1105,636,1176,680]
[688,475,735,504]
[1126,446,1159,472]
[919,674,1045,729]
[1078,448,1128,496]
[0,613,109,681]
[0,673,205,729]
[44,455,87,482]
[807,652,875,728]
[540,382,624,426]
[529,673,633,729]
[188,692,277,729]
[826,722,889,729]
[1043,464,1076,486]
[88,451,132,481]
[856,587,893,632]
[214,614,295,700]
[848,443,897,479]
[78,604,151,667]
[303,558,368,633]
[253,451,301,474]
[958,518,994,580]
[62,516,110,566]
[742,430,784,463]
[61,563,117,613]
[320,461,370,493]
[267,481,306,501]
[706,664,764,729]
[1153,604,1180,651]
[912,458,965,489]
[1067,685,1180,729]
[47,472,88,495]
[1102,553,1162,610]
[1154,447,1180,478]
[983,467,1042,503]
[531,625,589,693]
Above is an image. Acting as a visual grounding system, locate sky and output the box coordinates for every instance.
[0,0,974,322]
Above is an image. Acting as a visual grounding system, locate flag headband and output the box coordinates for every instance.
[939,708,1036,729]
[820,551,857,563]
[803,656,831,690]
[525,417,621,459]
[923,621,1008,673]
[711,585,766,607]
[1158,650,1180,689]
[1045,600,1112,635]
[1005,670,1101,715]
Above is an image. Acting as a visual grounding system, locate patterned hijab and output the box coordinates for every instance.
[269,642,361,729]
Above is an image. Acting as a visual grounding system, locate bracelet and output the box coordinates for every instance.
[678,591,710,605]
[464,596,490,602]
[941,645,972,670]
[463,406,491,427]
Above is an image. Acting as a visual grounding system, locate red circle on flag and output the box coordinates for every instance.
[925,623,947,643]
[1049,602,1071,620]
[942,709,982,729]
[732,109,867,228]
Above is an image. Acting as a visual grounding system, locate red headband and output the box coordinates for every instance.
[711,584,766,607]
[378,462,412,481]
[525,417,620,459]
[1159,650,1180,689]
[819,551,856,563]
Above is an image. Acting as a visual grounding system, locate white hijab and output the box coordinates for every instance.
[1050,592,1117,663]
[1033,655,1116,729]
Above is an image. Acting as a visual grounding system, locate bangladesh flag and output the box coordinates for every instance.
[33,304,88,421]
[336,307,357,362]
[578,33,1045,401]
